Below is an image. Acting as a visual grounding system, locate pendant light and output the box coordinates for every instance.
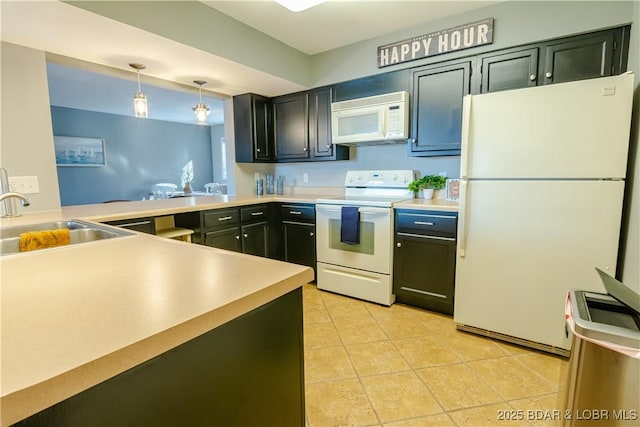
[129,63,148,118]
[192,80,211,125]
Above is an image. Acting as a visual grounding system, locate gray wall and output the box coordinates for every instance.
[52,106,214,205]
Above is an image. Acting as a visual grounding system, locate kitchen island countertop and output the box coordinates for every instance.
[0,194,316,426]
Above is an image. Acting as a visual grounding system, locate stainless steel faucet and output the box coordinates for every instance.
[0,168,31,217]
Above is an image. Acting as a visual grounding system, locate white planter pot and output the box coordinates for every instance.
[422,188,434,199]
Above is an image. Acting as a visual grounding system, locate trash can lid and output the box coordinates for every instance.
[568,289,640,352]
[597,267,640,315]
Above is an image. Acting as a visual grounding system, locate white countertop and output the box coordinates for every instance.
[0,195,317,426]
[393,198,459,212]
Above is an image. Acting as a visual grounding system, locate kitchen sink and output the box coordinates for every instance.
[0,219,133,256]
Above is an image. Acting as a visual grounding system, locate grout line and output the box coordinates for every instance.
[303,286,560,427]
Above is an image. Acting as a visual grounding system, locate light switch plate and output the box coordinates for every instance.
[8,176,40,194]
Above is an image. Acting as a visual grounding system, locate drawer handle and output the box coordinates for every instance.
[289,211,302,215]
[251,211,264,216]
[218,216,233,221]
[414,221,434,226]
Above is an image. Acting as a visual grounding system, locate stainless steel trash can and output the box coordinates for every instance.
[559,274,640,426]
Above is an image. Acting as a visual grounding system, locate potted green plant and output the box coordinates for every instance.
[407,174,447,199]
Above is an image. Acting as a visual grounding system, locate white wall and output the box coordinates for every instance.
[0,42,61,213]
[273,145,461,189]
[621,0,639,292]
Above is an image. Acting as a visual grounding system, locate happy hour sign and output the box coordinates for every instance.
[377,18,494,68]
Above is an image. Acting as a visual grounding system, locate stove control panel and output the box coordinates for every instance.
[345,170,415,188]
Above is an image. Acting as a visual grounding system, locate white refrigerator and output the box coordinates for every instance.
[454,73,635,355]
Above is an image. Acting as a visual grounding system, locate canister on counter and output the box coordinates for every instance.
[266,174,274,194]
[276,176,285,195]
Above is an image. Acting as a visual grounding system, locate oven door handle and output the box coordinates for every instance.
[316,205,390,216]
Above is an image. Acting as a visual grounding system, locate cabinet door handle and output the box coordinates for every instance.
[256,148,261,153]
[289,211,302,215]
[303,147,308,152]
[545,71,552,78]
[310,232,314,237]
[218,216,233,221]
[529,74,536,81]
[397,242,402,247]
[326,145,331,149]
[235,235,240,240]
[414,221,434,226]
[243,233,248,238]
[251,212,264,216]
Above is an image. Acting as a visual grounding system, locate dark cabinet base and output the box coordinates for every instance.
[15,288,305,427]
[393,210,457,316]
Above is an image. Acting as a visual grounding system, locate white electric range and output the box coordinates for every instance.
[315,170,415,305]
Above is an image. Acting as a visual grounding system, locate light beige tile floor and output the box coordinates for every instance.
[302,283,568,427]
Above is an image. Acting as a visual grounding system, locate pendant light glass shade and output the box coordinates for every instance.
[133,92,148,118]
[129,63,148,118]
[192,80,210,125]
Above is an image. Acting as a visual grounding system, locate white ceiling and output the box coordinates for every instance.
[1,0,499,125]
[204,0,499,55]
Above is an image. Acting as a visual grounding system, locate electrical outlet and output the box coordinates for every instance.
[303,173,309,184]
[8,176,40,194]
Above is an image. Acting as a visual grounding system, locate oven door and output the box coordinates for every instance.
[316,204,392,274]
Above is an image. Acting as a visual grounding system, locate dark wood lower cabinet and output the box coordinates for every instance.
[393,210,458,315]
[14,288,305,427]
[393,234,457,315]
[241,221,268,257]
[204,226,241,252]
[104,217,155,234]
[283,221,316,278]
[280,204,316,280]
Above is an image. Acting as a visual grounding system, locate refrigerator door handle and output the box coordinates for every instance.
[460,94,472,180]
[457,179,468,257]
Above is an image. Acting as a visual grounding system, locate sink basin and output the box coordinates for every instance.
[0,219,132,256]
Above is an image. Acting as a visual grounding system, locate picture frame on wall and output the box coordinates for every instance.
[54,136,106,167]
[445,178,460,201]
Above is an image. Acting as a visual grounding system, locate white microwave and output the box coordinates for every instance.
[331,91,409,146]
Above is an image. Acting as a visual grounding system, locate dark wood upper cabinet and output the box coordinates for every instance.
[309,88,333,158]
[233,26,629,161]
[409,60,472,157]
[541,31,617,85]
[479,47,539,93]
[233,93,273,162]
[234,88,347,163]
[273,93,310,161]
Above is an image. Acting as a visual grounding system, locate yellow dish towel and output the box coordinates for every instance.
[19,229,71,252]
